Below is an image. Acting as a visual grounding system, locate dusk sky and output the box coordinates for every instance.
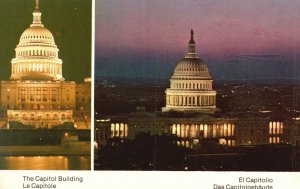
[96,0,300,80]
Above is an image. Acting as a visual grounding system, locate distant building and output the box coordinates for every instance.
[0,1,90,129]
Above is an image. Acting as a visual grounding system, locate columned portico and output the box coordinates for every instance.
[170,123,236,147]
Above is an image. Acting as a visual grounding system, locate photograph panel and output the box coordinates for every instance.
[94,0,300,171]
[0,0,92,170]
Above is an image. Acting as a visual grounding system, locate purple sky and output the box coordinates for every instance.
[95,0,300,80]
[96,0,300,58]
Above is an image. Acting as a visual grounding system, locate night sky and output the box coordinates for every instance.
[95,0,300,80]
[0,0,91,82]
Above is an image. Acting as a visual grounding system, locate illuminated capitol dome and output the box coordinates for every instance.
[162,30,217,113]
[10,1,63,81]
[0,0,91,129]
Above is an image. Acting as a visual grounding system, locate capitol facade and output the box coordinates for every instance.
[0,1,91,129]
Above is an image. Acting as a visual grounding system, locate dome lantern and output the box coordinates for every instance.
[31,0,44,27]
[188,29,196,54]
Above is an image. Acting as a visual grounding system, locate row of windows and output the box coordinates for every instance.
[19,88,59,95]
[17,49,57,57]
[22,35,52,40]
[172,82,210,90]
[177,68,207,72]
[6,104,71,110]
[12,113,69,120]
[20,94,58,102]
[21,87,50,92]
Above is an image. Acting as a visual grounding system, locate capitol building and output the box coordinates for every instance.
[0,1,91,129]
[95,30,300,149]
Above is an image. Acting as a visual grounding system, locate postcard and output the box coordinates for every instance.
[94,0,300,172]
[0,0,299,189]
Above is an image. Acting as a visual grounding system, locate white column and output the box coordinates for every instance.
[220,124,224,136]
[204,124,208,138]
[186,125,190,138]
[179,96,182,106]
[190,124,195,138]
[125,124,128,137]
[181,124,184,137]
[166,95,169,105]
[122,123,125,137]
[111,124,115,137]
[213,124,216,137]
[172,124,176,134]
